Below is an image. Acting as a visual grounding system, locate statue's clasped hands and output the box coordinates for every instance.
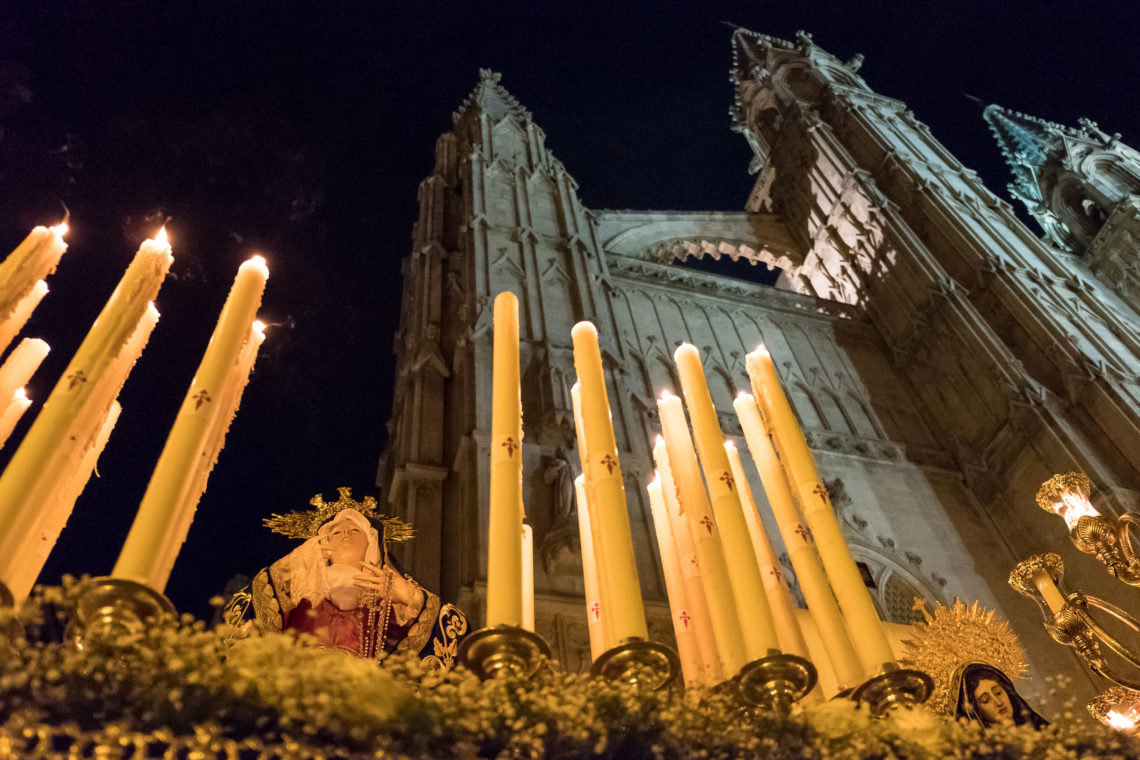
[353,561,422,608]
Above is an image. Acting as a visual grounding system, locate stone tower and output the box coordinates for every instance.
[380,34,1139,697]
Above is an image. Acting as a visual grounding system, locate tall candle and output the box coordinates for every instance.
[146,320,267,591]
[1033,568,1067,615]
[573,383,614,647]
[0,280,49,358]
[724,440,811,660]
[484,292,524,626]
[673,343,781,661]
[0,388,31,449]
[0,223,67,351]
[571,321,648,643]
[0,338,50,407]
[574,474,605,661]
[647,476,703,686]
[733,392,863,688]
[522,523,535,632]
[653,436,723,685]
[0,230,172,604]
[657,391,747,676]
[747,346,896,678]
[113,257,269,590]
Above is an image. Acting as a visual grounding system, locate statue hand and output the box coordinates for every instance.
[354,562,422,608]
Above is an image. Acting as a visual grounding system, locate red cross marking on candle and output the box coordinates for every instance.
[502,436,519,458]
[600,453,617,475]
[66,370,87,390]
[192,389,213,410]
[678,610,692,629]
[719,471,735,492]
[812,483,830,505]
[690,556,699,570]
[700,515,714,534]
[768,566,782,582]
[794,523,813,543]
[590,601,601,620]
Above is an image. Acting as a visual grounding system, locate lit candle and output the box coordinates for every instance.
[747,346,896,678]
[113,256,269,591]
[571,321,648,643]
[657,390,747,676]
[1033,568,1067,615]
[647,476,703,686]
[0,338,51,407]
[0,280,49,358]
[653,436,723,685]
[574,474,605,661]
[0,223,67,353]
[0,230,172,604]
[484,292,524,627]
[146,320,267,591]
[673,343,781,661]
[724,440,812,660]
[573,383,615,648]
[0,388,32,449]
[522,523,535,632]
[732,392,863,688]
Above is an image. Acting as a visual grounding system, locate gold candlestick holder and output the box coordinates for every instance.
[1036,473,1140,585]
[851,664,934,717]
[1088,686,1140,734]
[1010,554,1140,690]
[736,652,817,715]
[69,576,175,645]
[590,637,680,690]
[457,624,552,680]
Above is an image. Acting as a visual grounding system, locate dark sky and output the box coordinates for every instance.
[0,1,1137,617]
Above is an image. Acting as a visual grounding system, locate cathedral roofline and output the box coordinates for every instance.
[452,69,532,126]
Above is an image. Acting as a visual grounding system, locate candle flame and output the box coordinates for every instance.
[252,320,267,334]
[154,227,169,246]
[752,343,769,354]
[660,389,675,400]
[655,434,665,446]
[14,387,27,401]
[1107,710,1135,731]
[650,473,660,486]
[50,222,69,238]
[724,440,736,450]
[737,391,752,400]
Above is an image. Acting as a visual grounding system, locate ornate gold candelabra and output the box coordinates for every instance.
[1036,473,1140,585]
[590,637,680,690]
[69,576,175,644]
[458,624,553,680]
[851,664,934,717]
[735,652,818,715]
[1010,553,1140,691]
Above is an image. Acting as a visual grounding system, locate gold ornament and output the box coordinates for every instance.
[899,597,1028,716]
[263,486,415,563]
[1035,471,1090,513]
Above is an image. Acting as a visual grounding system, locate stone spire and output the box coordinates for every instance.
[982,105,1069,206]
[453,69,532,125]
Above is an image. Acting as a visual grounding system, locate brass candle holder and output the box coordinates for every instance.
[457,624,552,680]
[69,576,175,645]
[1010,554,1140,690]
[1036,472,1140,585]
[590,637,680,691]
[851,664,934,717]
[735,652,818,715]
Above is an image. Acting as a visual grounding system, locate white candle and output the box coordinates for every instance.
[647,476,703,686]
[522,523,535,632]
[0,281,49,358]
[0,222,66,354]
[0,338,50,408]
[574,474,605,661]
[0,388,32,450]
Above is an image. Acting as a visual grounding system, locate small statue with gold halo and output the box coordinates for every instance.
[901,598,1048,729]
[251,487,468,671]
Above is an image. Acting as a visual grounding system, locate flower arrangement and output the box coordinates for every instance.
[1,580,1138,760]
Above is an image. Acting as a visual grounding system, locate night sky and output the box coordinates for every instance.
[0,2,1137,618]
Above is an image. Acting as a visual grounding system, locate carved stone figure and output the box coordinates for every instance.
[543,448,576,522]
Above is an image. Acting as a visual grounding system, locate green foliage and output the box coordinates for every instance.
[2,582,1139,759]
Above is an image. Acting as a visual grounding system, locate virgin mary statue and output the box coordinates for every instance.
[251,487,467,671]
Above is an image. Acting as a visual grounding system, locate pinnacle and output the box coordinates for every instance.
[453,69,532,125]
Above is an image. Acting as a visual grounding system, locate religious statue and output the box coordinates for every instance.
[250,487,468,670]
[901,598,1048,729]
[952,661,1049,729]
[542,448,576,522]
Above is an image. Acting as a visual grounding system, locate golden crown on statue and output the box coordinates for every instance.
[264,486,414,544]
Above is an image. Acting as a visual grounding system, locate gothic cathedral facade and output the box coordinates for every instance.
[378,29,1140,697]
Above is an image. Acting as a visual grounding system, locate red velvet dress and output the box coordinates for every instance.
[284,597,415,657]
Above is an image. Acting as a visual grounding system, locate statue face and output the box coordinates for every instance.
[973,677,1014,725]
[325,516,369,565]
